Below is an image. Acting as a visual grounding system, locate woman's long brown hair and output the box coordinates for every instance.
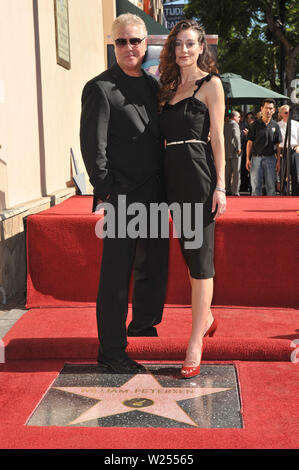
[158,20,218,110]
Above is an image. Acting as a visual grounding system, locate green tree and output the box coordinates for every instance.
[184,0,299,98]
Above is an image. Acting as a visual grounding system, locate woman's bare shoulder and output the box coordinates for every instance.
[206,74,224,98]
[209,74,222,87]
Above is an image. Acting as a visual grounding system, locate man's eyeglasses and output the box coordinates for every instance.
[115,37,145,47]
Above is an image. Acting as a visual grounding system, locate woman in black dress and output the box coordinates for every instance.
[159,20,226,378]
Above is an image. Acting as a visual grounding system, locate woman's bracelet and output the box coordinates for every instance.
[215,187,226,193]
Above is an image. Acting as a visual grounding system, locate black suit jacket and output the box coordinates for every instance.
[80,63,164,211]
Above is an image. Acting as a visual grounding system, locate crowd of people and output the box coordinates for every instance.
[224,101,299,196]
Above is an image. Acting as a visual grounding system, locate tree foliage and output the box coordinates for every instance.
[184,0,299,97]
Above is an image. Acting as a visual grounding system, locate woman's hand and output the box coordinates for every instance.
[212,189,226,220]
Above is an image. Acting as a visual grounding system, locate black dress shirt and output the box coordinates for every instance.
[247,118,282,156]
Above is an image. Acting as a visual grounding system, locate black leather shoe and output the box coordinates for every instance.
[127,326,158,337]
[97,354,146,373]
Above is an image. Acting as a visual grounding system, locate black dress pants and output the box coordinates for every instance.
[96,180,169,359]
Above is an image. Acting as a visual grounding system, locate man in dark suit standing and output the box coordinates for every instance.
[80,14,169,373]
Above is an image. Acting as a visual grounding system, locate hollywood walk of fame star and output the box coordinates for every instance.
[54,372,231,426]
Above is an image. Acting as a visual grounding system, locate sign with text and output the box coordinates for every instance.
[54,0,71,70]
[163,3,185,29]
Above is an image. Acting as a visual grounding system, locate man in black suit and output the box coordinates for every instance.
[80,14,169,373]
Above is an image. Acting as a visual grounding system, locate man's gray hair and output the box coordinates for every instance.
[112,13,147,39]
[231,110,240,119]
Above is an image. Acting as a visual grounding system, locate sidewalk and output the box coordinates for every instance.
[0,293,27,339]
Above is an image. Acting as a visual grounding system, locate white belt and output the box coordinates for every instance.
[166,139,207,146]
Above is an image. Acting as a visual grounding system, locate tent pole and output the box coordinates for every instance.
[280,114,289,195]
[286,106,293,195]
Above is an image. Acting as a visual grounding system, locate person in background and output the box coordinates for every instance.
[246,99,282,195]
[224,110,242,195]
[278,104,299,195]
[242,112,255,138]
[240,112,255,193]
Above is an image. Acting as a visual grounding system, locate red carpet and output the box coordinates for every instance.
[1,195,299,449]
[3,305,299,361]
[0,360,298,449]
[26,196,299,308]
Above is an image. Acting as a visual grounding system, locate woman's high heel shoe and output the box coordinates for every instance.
[180,344,204,379]
[180,363,201,379]
[204,318,218,337]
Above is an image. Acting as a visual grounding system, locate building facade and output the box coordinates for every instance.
[0,0,166,300]
[0,0,217,301]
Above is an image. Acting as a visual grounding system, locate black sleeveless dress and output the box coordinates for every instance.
[160,73,218,279]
